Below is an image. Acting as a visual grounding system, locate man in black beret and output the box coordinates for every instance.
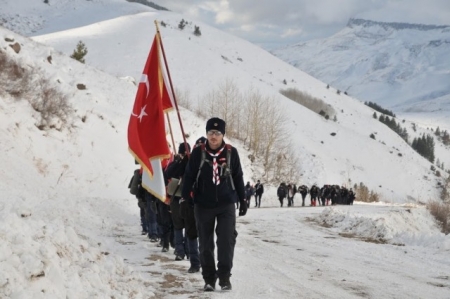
[181,117,246,292]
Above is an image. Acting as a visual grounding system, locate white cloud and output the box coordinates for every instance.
[165,0,450,45]
[281,28,303,38]
[239,24,255,32]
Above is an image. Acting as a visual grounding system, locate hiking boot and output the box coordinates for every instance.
[175,255,184,261]
[149,237,158,243]
[219,276,232,291]
[203,277,216,292]
[162,247,169,252]
[188,266,200,273]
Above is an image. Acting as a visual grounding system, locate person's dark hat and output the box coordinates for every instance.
[178,142,191,155]
[206,117,226,135]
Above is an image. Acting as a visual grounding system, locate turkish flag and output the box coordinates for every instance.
[128,34,172,201]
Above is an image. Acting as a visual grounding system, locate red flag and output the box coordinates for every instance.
[128,34,171,190]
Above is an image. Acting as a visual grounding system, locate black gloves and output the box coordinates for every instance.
[238,200,247,216]
[179,198,194,219]
[179,199,188,219]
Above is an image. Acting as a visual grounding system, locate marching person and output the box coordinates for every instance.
[181,117,246,292]
[165,142,200,273]
[299,184,309,207]
[254,180,264,208]
[277,182,287,207]
[244,181,252,209]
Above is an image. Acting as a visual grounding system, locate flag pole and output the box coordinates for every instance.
[166,112,176,154]
[154,20,190,157]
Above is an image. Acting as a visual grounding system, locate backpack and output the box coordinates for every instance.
[194,143,234,190]
[129,169,141,195]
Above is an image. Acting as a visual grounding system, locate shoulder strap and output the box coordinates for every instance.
[194,143,234,190]
[225,143,232,173]
[225,144,234,190]
[194,143,207,186]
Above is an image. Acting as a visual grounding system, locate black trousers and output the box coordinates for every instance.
[156,201,172,248]
[301,194,307,206]
[170,198,184,230]
[287,196,293,207]
[245,195,251,208]
[255,194,262,207]
[194,203,237,281]
[181,202,198,239]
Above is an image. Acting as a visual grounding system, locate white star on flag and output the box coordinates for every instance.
[131,105,148,122]
[137,105,147,122]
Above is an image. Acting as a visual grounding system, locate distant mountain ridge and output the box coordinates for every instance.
[126,0,169,11]
[271,18,450,114]
[347,18,450,31]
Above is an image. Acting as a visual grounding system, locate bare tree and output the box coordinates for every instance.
[243,89,265,152]
[30,76,72,130]
[280,87,335,119]
[441,173,450,202]
[175,88,192,110]
[198,79,241,138]
[196,80,301,183]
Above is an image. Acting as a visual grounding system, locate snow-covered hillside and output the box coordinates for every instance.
[29,11,444,202]
[0,25,246,298]
[0,0,155,36]
[1,0,446,202]
[271,18,450,126]
[1,2,450,298]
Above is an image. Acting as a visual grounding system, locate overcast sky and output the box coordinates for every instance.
[163,0,450,49]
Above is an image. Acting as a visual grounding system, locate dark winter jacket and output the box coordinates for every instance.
[164,155,189,184]
[164,155,189,202]
[255,183,264,195]
[299,185,308,196]
[349,191,356,201]
[245,183,253,198]
[277,185,287,199]
[321,185,331,198]
[181,141,245,208]
[310,186,319,198]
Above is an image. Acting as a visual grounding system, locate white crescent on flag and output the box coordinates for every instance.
[140,74,150,98]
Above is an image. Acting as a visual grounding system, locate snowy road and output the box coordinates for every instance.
[108,204,450,299]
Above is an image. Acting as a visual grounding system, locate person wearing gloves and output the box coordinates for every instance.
[181,117,246,292]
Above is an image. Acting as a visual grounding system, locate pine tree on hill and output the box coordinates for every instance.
[70,41,88,64]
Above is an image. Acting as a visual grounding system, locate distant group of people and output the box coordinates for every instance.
[277,183,356,207]
[129,117,247,292]
[239,180,265,209]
